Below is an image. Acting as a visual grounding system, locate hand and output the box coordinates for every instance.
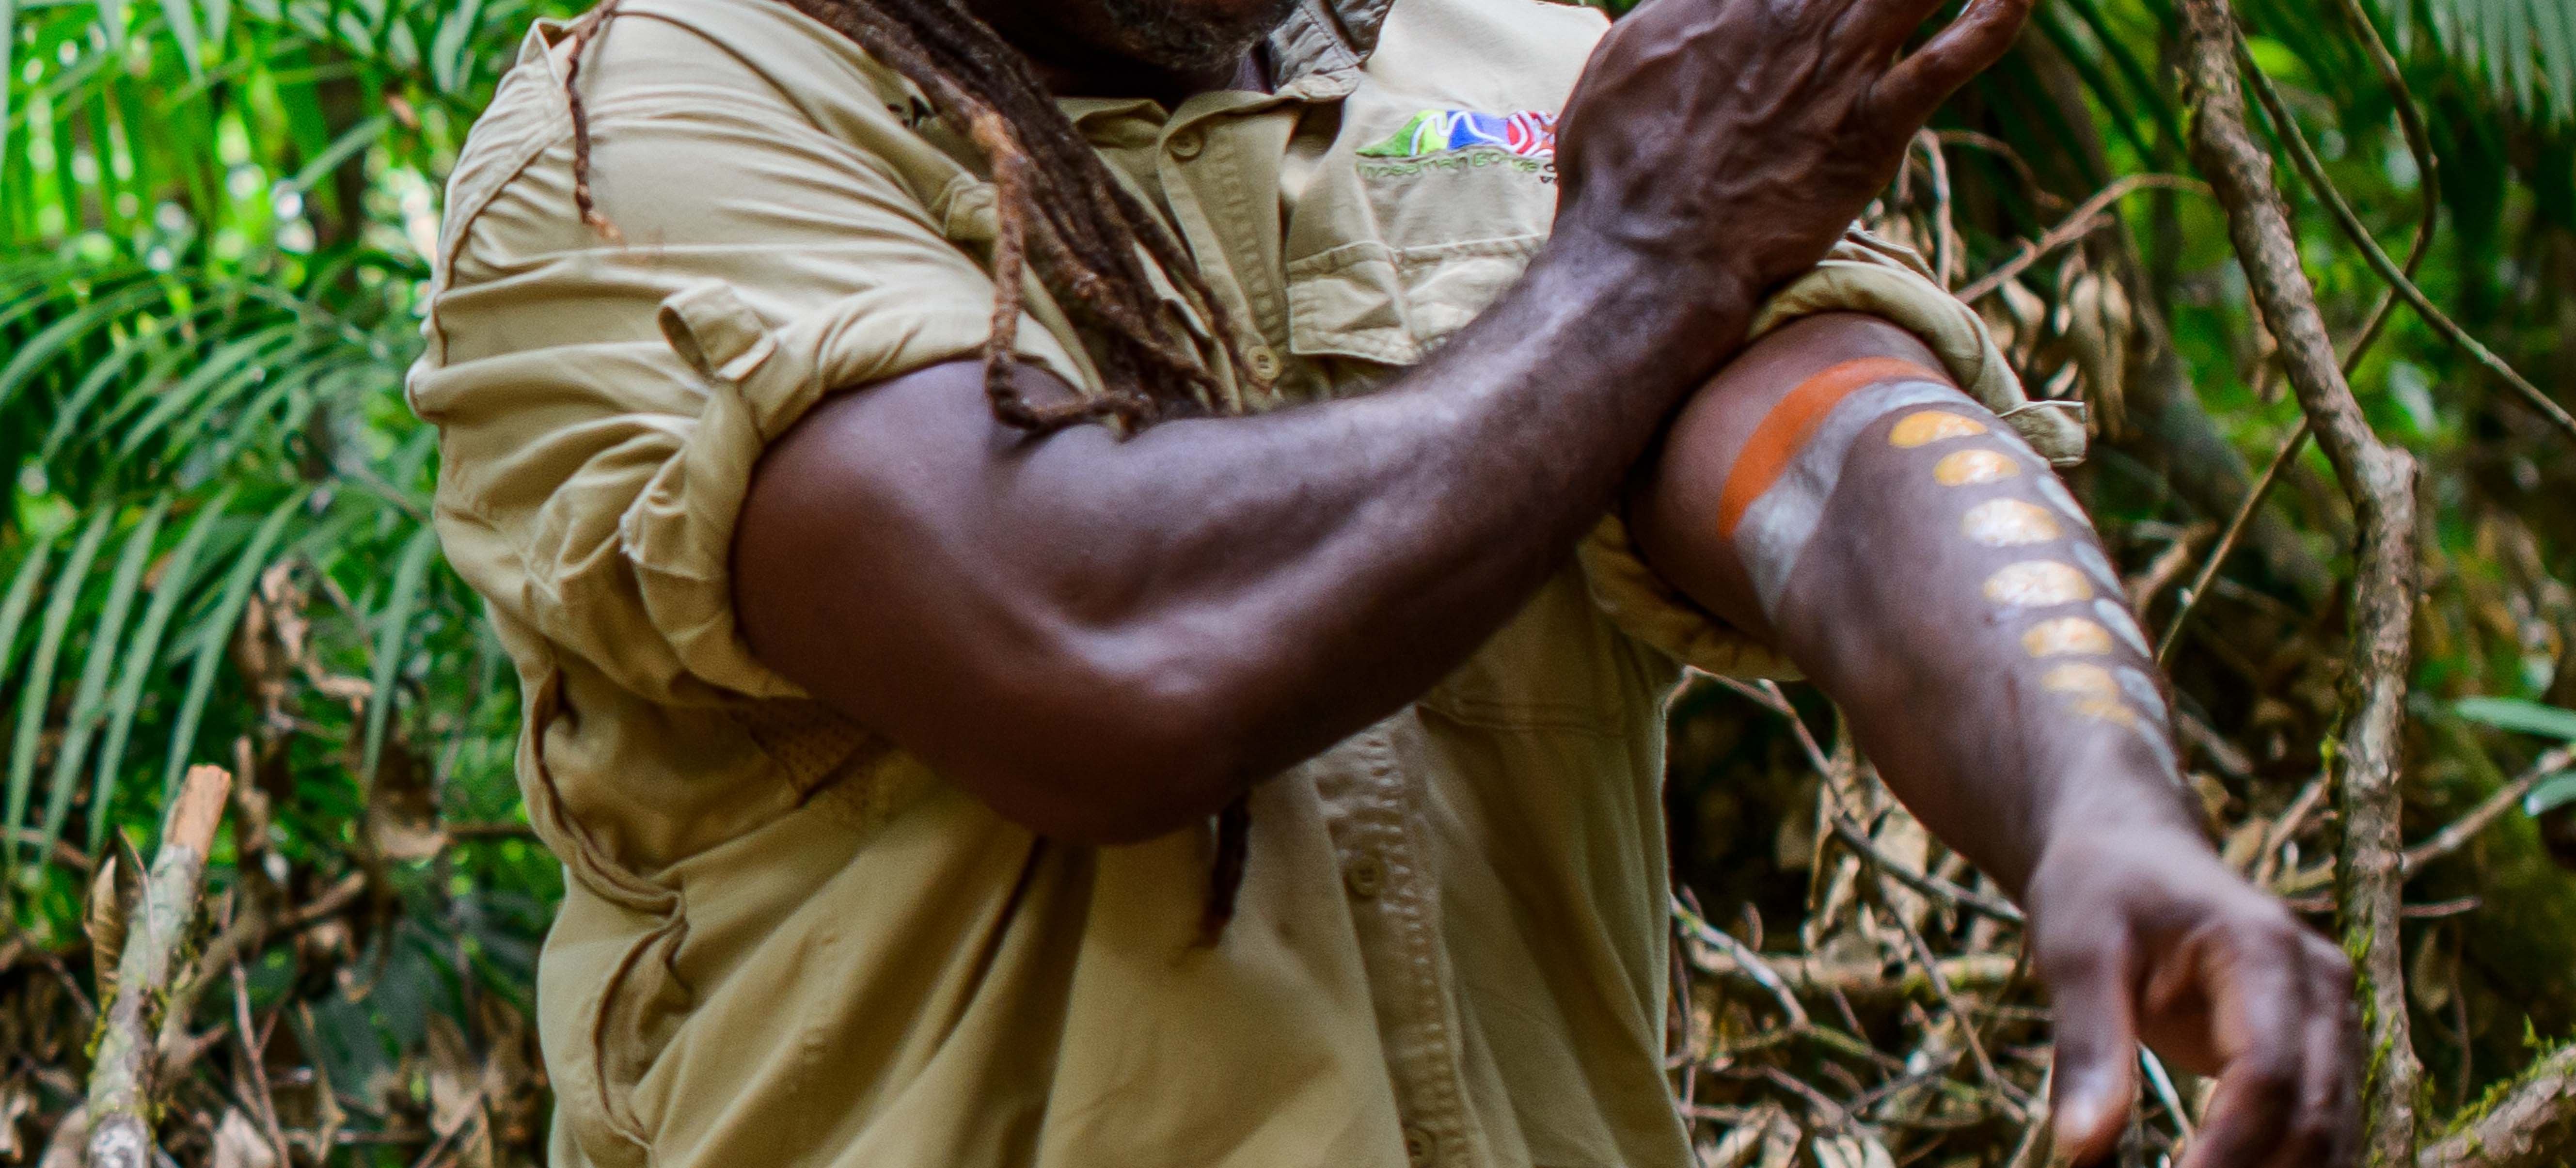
[2026,824,2360,1167]
[1551,0,2032,300]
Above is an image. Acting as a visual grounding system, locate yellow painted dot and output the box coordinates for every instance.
[2041,663,2120,700]
[1934,449,2021,486]
[1962,499,2064,547]
[1984,561,2094,607]
[2022,618,2115,658]
[2069,696,2141,728]
[1890,411,1989,448]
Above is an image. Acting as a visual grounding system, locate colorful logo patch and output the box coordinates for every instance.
[1359,109,1558,159]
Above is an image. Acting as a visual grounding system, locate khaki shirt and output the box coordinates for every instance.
[409,2,2082,1166]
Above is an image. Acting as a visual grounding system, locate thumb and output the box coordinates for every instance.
[2044,940,2141,1163]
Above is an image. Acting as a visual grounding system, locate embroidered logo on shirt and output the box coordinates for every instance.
[1358,109,1558,159]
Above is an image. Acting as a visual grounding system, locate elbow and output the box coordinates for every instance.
[945,638,1258,847]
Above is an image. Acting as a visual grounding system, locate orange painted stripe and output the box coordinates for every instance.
[1716,356,1945,539]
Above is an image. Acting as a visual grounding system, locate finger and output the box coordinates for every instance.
[2284,935,2360,1168]
[1865,0,2035,122]
[2041,932,2141,1163]
[2176,929,2306,1168]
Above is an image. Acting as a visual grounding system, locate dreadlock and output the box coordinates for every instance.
[560,0,1265,933]
[565,0,1261,431]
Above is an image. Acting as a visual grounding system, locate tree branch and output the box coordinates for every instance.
[2179,1,2426,1160]
[2417,1042,2576,1168]
[84,764,232,1168]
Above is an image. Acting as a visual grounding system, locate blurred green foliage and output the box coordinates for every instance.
[1,0,2574,1160]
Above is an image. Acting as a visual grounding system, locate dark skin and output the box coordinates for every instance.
[730,0,2359,1163]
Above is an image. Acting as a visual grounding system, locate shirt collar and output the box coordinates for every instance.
[1267,0,1386,90]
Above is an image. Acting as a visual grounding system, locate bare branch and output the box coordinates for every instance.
[2418,1042,2576,1168]
[1957,174,2210,304]
[2403,744,2576,875]
[85,764,232,1168]
[2179,0,2427,1159]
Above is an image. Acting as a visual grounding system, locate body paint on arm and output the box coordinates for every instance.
[1716,357,1965,615]
[1718,372,2187,788]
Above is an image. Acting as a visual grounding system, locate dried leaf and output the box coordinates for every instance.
[1707,1104,1790,1168]
[2409,929,2457,1013]
[364,743,444,864]
[427,1012,484,1139]
[209,1108,280,1168]
[1811,1133,1898,1168]
[0,1079,31,1158]
[83,843,141,997]
[36,1105,86,1168]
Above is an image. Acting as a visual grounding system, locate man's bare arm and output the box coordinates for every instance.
[731,0,2031,842]
[1632,312,2358,1168]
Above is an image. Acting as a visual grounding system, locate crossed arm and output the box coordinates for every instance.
[727,0,2356,1158]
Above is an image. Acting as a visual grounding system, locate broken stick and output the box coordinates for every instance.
[84,764,232,1168]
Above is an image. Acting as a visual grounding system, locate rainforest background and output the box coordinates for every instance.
[4,0,2576,1163]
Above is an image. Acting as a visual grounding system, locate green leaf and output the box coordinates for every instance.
[159,488,305,798]
[2455,696,2576,742]
[359,522,438,786]
[39,496,166,863]
[0,536,62,688]
[286,113,387,194]
[6,505,114,875]
[88,488,231,852]
[157,0,203,78]
[0,280,182,417]
[2526,772,2576,817]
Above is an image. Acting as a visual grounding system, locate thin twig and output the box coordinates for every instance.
[2237,38,2576,443]
[1957,174,2210,303]
[1712,678,2026,923]
[2141,1046,2197,1145]
[231,961,289,1164]
[1831,817,2025,924]
[2415,1041,2576,1168]
[85,764,232,1168]
[2157,421,2309,664]
[1674,895,1809,1028]
[2181,2,2425,1157]
[1878,875,2027,1122]
[2158,0,2445,661]
[1916,129,1962,290]
[2401,743,2576,875]
[2251,772,2332,888]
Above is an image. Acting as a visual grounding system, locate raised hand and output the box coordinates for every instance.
[1552,0,2032,302]
[2031,824,2361,1167]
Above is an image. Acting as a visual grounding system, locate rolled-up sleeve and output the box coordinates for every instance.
[1577,230,2088,680]
[408,16,1086,707]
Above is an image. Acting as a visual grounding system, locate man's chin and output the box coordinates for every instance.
[1098,0,1300,75]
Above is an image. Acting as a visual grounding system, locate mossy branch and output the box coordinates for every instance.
[2418,1042,2576,1168]
[82,764,231,1168]
[2178,0,2426,1161]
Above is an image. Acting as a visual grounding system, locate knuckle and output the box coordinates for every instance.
[2307,936,2356,980]
[2287,1111,2343,1159]
[2247,1053,2302,1097]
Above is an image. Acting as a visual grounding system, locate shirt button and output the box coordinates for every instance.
[1402,1125,1437,1166]
[1168,128,1206,159]
[1344,854,1387,900]
[1246,345,1282,382]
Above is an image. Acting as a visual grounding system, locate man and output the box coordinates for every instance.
[407,0,2359,1164]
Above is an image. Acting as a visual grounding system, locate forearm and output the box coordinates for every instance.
[1767,419,2206,895]
[1044,247,1748,736]
[1634,315,2206,898]
[741,238,1751,837]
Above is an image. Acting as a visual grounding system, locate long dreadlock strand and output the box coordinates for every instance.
[563,0,626,243]
[776,0,1264,419]
[1199,793,1253,942]
[559,0,1271,936]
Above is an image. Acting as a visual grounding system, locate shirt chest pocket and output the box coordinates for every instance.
[1280,104,1560,367]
